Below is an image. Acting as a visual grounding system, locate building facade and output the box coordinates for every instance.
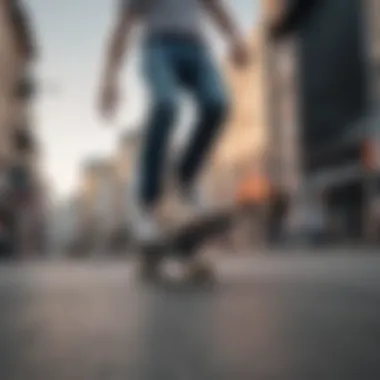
[48,195,81,256]
[365,0,380,107]
[262,0,380,239]
[73,131,142,254]
[76,158,121,253]
[0,0,44,257]
[204,29,269,207]
[114,130,141,227]
[0,0,37,163]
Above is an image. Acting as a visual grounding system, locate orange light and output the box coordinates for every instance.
[236,173,272,205]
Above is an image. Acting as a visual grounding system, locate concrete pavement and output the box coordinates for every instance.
[1,254,380,379]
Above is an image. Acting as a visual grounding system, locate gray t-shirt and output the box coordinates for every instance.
[124,0,210,38]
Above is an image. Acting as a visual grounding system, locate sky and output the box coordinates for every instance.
[28,0,260,199]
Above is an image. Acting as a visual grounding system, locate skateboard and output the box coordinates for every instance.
[139,210,234,285]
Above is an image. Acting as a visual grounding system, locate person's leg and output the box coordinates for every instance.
[177,45,229,189]
[130,40,181,247]
[139,40,180,208]
[161,45,229,278]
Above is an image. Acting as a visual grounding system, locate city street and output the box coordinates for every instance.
[1,253,380,379]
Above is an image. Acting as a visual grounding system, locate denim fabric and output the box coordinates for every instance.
[139,36,229,206]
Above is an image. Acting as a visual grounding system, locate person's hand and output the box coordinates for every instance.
[230,39,251,69]
[98,80,120,122]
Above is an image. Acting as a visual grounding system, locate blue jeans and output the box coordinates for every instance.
[139,35,230,206]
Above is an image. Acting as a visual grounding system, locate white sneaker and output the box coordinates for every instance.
[126,174,162,244]
[129,202,162,244]
[176,183,210,219]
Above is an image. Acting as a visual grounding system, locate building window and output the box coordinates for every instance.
[13,128,35,154]
[14,75,36,101]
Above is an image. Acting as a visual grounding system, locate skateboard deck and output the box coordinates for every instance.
[138,209,234,284]
[139,209,233,255]
[168,210,233,257]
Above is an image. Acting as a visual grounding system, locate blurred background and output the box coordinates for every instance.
[2,1,380,379]
[0,0,379,258]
